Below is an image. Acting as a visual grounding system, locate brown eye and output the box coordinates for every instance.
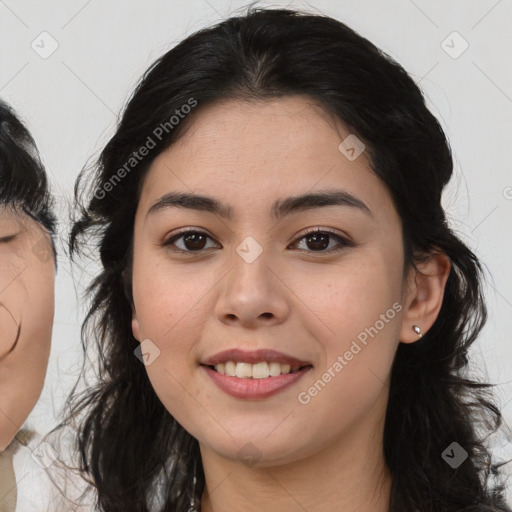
[162,230,218,253]
[161,227,352,255]
[292,228,352,254]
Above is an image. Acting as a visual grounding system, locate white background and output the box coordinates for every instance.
[1,0,511,503]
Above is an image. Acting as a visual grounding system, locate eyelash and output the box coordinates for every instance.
[161,227,352,255]
[0,234,17,244]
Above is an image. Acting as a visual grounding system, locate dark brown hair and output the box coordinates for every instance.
[63,7,510,511]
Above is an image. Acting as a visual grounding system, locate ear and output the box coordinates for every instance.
[399,249,451,343]
[131,303,141,342]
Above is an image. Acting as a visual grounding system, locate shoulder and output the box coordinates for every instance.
[12,430,55,512]
[13,429,98,512]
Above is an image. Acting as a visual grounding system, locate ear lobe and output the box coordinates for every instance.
[131,305,141,342]
[399,250,451,344]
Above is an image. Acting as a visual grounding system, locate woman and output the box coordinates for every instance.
[0,99,57,511]
[63,7,510,511]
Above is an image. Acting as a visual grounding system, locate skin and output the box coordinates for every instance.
[130,96,451,512]
[0,207,55,451]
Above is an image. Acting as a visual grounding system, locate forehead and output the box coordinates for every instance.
[138,96,398,224]
[0,205,29,227]
[0,205,53,247]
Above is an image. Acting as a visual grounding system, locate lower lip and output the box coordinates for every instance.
[201,365,312,400]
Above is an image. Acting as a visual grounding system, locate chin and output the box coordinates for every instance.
[196,426,312,468]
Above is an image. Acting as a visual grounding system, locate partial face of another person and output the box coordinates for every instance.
[0,207,55,451]
[129,96,435,466]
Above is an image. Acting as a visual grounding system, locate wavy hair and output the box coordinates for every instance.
[0,99,57,248]
[62,7,511,511]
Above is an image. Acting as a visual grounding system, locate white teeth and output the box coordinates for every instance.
[213,361,299,378]
[269,361,281,377]
[225,361,236,377]
[252,362,269,379]
[235,362,252,378]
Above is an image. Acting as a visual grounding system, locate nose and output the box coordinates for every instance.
[214,249,290,329]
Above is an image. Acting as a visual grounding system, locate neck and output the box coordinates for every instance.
[199,400,391,512]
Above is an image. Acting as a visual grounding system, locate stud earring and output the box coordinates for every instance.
[412,325,422,338]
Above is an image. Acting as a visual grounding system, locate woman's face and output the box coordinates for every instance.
[130,96,415,466]
[0,208,55,451]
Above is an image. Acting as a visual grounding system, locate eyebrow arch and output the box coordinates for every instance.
[146,189,372,221]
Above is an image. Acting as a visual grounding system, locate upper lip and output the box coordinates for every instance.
[201,348,311,367]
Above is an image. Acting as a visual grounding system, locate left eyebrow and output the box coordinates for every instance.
[146,188,373,221]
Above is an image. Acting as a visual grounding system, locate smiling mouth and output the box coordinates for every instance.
[204,361,313,379]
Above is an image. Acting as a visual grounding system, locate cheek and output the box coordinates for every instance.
[23,261,55,350]
[11,257,55,377]
[0,258,55,448]
[0,259,28,354]
[132,237,217,335]
[0,303,19,355]
[295,250,402,337]
[294,291,401,453]
[296,252,403,397]
[131,256,231,429]
[133,262,204,342]
[132,257,206,390]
